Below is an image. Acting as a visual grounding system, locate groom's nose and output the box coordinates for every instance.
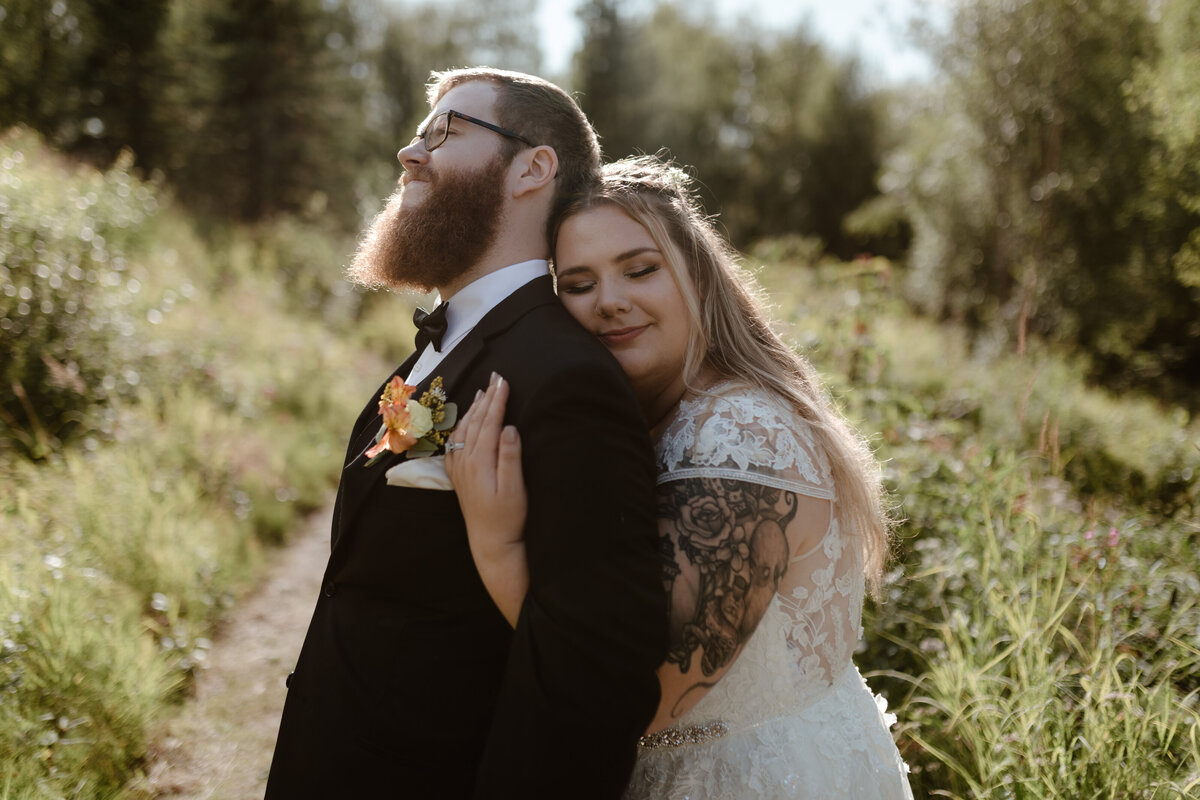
[398,138,429,168]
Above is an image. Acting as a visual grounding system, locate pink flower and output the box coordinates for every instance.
[1107,528,1120,547]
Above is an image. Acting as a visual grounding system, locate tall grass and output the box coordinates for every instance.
[756,252,1200,796]
[0,129,412,797]
[895,458,1199,797]
[0,559,172,798]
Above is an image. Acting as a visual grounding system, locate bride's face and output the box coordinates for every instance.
[555,205,692,407]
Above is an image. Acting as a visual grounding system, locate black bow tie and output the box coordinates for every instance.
[413,302,449,353]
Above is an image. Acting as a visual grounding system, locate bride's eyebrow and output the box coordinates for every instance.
[557,247,661,278]
[616,247,660,262]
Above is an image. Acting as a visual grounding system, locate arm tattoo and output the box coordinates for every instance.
[657,478,798,677]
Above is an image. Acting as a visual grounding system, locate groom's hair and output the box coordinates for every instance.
[427,67,602,234]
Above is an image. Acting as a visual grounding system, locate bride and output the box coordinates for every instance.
[446,155,913,799]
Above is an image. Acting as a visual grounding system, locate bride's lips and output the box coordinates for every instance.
[598,325,648,345]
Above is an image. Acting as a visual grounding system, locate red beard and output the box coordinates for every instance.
[349,153,509,292]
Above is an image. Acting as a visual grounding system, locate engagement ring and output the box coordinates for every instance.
[445,441,465,452]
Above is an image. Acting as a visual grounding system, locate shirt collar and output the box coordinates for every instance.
[437,259,550,351]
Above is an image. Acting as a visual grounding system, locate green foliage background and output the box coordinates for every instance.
[0,0,1198,796]
[3,0,1195,398]
[760,253,1199,797]
[0,128,416,795]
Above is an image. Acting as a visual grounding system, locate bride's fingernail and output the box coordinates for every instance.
[475,389,483,401]
[489,371,502,387]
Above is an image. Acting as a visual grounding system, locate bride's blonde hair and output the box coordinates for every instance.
[552,154,893,594]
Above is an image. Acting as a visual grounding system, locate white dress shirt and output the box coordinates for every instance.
[406,259,551,386]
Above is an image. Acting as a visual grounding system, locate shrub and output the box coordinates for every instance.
[0,131,388,797]
[0,128,164,457]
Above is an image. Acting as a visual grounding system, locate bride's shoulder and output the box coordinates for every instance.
[673,380,799,431]
[658,381,830,489]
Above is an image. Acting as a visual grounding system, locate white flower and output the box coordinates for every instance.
[405,399,434,439]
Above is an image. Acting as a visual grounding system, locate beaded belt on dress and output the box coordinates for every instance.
[637,721,728,750]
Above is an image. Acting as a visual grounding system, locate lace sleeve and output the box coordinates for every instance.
[656,384,833,500]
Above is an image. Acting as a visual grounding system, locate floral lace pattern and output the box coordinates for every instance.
[626,383,911,799]
[657,385,834,499]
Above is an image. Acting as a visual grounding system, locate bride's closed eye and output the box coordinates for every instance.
[626,264,659,279]
[560,280,594,295]
[560,265,657,296]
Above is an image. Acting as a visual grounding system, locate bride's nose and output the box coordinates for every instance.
[594,282,631,317]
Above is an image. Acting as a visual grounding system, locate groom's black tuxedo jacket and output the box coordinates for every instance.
[266,275,667,799]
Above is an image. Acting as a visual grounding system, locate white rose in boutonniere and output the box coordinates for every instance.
[405,400,434,439]
[364,376,457,466]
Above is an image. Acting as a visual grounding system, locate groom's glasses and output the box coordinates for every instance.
[415,110,534,153]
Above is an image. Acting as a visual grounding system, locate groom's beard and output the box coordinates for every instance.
[349,154,509,292]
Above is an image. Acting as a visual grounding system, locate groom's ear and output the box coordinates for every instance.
[510,146,558,198]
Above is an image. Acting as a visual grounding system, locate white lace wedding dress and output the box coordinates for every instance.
[624,383,913,800]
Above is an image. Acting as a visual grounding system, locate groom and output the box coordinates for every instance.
[265,68,666,798]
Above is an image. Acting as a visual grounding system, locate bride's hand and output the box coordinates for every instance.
[444,373,529,627]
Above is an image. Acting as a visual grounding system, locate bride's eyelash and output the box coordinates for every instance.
[560,263,656,295]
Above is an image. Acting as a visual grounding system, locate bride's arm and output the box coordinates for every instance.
[444,376,529,628]
[647,477,830,733]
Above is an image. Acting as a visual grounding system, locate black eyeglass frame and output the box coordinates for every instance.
[416,110,534,152]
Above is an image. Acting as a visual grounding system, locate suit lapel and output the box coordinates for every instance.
[329,348,421,549]
[333,275,558,548]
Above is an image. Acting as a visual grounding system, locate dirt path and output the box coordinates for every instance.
[126,506,331,800]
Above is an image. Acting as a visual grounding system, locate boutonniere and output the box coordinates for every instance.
[364,376,457,465]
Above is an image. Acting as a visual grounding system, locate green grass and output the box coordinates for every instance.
[1,128,1197,796]
[756,254,1200,797]
[889,458,1199,798]
[0,129,412,798]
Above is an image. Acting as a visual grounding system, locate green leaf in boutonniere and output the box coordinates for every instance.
[406,438,438,459]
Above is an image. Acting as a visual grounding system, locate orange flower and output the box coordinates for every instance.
[380,376,414,406]
[365,378,420,459]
